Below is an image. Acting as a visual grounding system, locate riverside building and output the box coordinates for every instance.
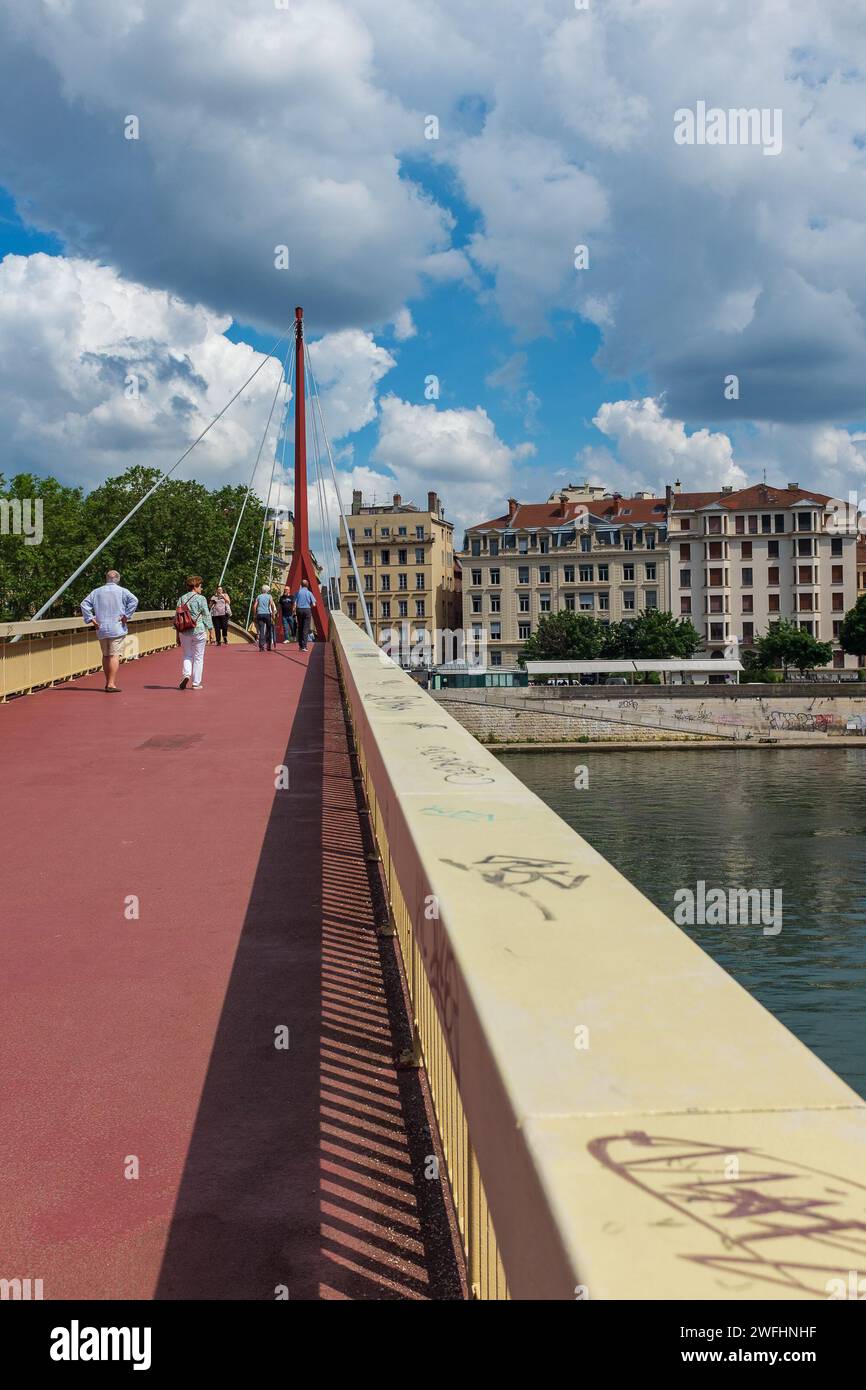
[336,490,460,650]
[458,485,670,670]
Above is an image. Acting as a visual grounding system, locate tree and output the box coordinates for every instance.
[629,609,702,659]
[755,619,832,676]
[839,595,866,661]
[519,610,604,663]
[1,466,268,622]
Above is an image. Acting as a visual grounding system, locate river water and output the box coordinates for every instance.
[497,747,866,1099]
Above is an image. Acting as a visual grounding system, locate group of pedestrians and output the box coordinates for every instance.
[80,570,319,693]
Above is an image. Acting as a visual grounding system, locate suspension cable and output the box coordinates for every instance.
[306,352,373,638]
[28,322,294,624]
[219,337,294,589]
[245,377,289,629]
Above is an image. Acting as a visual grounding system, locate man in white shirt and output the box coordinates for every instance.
[80,570,139,693]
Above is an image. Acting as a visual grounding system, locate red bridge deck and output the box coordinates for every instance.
[0,641,463,1300]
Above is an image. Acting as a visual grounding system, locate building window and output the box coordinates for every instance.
[518,567,529,585]
[623,564,635,582]
[709,595,724,614]
[623,532,634,551]
[490,622,501,640]
[579,592,593,611]
[735,516,745,535]
[518,594,530,612]
[832,565,844,583]
[489,539,499,557]
[415,573,425,590]
[708,567,724,586]
[415,600,425,617]
[597,564,609,582]
[742,594,753,614]
[398,600,408,617]
[680,596,691,614]
[598,592,609,611]
[768,540,779,558]
[363,550,373,566]
[364,528,373,538]
[540,592,551,611]
[798,593,813,611]
[708,516,722,534]
[833,620,842,638]
[564,565,575,582]
[832,592,845,611]
[797,512,812,532]
[490,568,500,585]
[398,549,407,565]
[647,533,656,550]
[743,622,754,642]
[832,538,843,557]
[398,574,407,590]
[645,562,656,580]
[398,526,407,536]
[833,650,844,668]
[471,569,482,585]
[679,543,691,561]
[539,566,551,583]
[679,518,691,530]
[471,596,482,613]
[413,548,423,564]
[768,593,780,612]
[347,575,357,593]
[490,650,502,666]
[364,574,373,591]
[623,590,636,611]
[380,550,390,566]
[579,565,593,582]
[761,514,772,534]
[645,590,658,609]
[348,602,357,618]
[708,541,724,560]
[564,593,575,610]
[768,567,779,585]
[471,539,481,556]
[490,594,501,612]
[349,528,356,541]
[742,567,753,586]
[798,565,813,584]
[381,601,391,618]
[381,527,389,537]
[381,575,390,591]
[741,541,752,559]
[710,622,725,641]
[518,622,531,640]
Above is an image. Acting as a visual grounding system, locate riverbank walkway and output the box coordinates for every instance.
[0,640,464,1300]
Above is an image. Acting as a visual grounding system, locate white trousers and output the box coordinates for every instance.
[180,630,207,686]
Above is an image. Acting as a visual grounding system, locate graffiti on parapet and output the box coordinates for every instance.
[767,710,833,732]
[419,746,496,785]
[421,805,495,823]
[618,698,638,711]
[588,1131,866,1296]
[440,853,587,922]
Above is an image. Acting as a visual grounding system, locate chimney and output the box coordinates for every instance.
[507,497,519,521]
[392,493,401,507]
[787,481,799,490]
[427,490,438,515]
[665,483,673,509]
[351,489,362,514]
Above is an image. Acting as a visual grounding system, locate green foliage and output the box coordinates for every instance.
[0,466,268,621]
[839,594,866,659]
[755,618,833,675]
[519,608,703,664]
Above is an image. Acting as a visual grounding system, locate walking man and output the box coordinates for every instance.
[81,569,138,693]
[176,575,214,689]
[254,584,277,651]
[294,579,316,651]
[279,585,296,644]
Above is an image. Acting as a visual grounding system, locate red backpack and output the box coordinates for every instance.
[174,598,196,632]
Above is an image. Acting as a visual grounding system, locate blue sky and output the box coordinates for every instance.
[1,0,866,543]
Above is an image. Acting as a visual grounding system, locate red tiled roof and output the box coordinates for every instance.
[671,484,833,512]
[473,496,666,530]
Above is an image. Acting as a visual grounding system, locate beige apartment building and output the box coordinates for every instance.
[336,490,460,647]
[669,482,858,668]
[459,484,670,669]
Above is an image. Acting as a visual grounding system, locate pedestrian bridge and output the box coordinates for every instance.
[2,611,865,1301]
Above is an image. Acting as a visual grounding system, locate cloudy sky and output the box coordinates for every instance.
[2,0,866,565]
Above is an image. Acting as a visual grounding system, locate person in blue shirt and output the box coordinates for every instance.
[294,579,316,651]
[254,585,277,651]
[80,569,139,693]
